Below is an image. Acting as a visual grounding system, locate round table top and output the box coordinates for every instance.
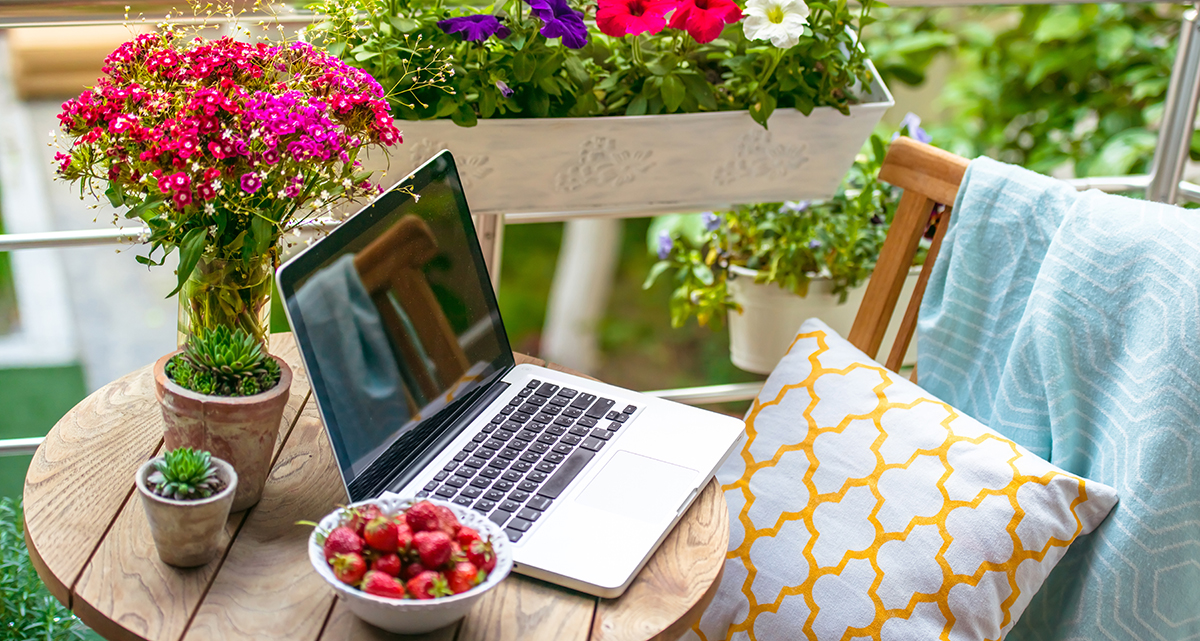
[23,334,728,641]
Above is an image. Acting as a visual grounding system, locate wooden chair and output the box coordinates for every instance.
[847,137,970,374]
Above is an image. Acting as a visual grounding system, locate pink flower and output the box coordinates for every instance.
[173,189,193,208]
[240,172,263,194]
[597,0,676,36]
[55,152,72,172]
[668,0,742,43]
[168,172,190,190]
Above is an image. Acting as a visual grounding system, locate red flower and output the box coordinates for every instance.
[668,0,741,43]
[597,0,677,36]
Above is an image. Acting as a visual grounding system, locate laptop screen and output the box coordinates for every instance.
[278,152,513,493]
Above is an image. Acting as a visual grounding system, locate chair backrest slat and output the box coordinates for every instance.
[849,138,970,367]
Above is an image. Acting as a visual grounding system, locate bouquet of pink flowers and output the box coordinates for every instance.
[56,30,403,345]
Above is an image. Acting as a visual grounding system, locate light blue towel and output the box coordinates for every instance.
[918,157,1200,639]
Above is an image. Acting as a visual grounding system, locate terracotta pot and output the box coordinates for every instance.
[136,455,238,568]
[154,351,292,512]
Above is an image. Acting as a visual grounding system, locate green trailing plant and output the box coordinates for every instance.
[148,448,226,501]
[0,498,89,641]
[645,125,927,327]
[305,0,880,128]
[166,325,282,397]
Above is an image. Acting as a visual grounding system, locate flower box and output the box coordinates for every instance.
[383,62,892,217]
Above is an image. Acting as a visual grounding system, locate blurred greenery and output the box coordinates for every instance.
[0,367,88,502]
[0,214,16,336]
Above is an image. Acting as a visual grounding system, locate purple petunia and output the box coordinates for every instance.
[496,80,514,97]
[240,172,263,194]
[437,15,512,42]
[808,239,822,250]
[529,0,589,49]
[701,211,721,232]
[894,111,932,144]
[657,230,674,260]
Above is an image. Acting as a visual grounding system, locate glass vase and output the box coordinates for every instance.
[177,255,274,350]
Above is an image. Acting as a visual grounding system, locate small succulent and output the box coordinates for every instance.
[166,325,282,397]
[148,448,225,500]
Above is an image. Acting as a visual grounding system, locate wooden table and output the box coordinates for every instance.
[23,334,729,641]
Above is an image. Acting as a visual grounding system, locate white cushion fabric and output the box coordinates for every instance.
[686,318,1118,641]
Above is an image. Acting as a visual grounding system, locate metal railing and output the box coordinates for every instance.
[2,1,1200,456]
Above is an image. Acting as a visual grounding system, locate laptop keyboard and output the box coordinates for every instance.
[417,379,637,543]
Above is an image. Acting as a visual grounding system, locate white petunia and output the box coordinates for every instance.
[743,0,810,50]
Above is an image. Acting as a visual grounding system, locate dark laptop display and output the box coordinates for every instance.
[278,153,514,499]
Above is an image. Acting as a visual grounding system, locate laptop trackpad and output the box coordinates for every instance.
[575,451,697,523]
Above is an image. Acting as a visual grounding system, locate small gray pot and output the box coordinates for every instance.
[136,455,238,568]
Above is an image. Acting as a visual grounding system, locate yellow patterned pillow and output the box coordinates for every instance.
[687,319,1118,641]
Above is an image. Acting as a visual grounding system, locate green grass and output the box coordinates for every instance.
[0,216,17,336]
[0,367,88,502]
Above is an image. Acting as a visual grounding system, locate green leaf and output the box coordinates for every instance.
[1032,8,1082,43]
[626,93,648,116]
[168,227,208,298]
[125,197,164,221]
[451,103,478,127]
[513,54,536,83]
[643,260,672,289]
[661,74,686,112]
[105,183,125,208]
[1085,128,1157,177]
[388,16,420,32]
[692,263,714,286]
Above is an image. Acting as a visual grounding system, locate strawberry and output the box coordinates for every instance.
[457,526,482,550]
[323,526,364,561]
[330,552,367,585]
[394,521,414,555]
[405,500,441,532]
[449,541,463,563]
[406,570,452,599]
[466,538,496,574]
[346,503,384,536]
[361,570,406,599]
[432,504,461,537]
[363,516,398,553]
[372,552,402,577]
[413,530,453,569]
[446,561,483,594]
[402,560,428,581]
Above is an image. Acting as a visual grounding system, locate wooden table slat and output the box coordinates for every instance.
[319,601,461,641]
[70,336,311,641]
[455,575,595,641]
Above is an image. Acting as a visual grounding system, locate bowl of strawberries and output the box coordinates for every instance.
[308,496,512,634]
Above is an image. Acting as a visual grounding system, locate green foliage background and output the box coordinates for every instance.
[0,498,91,641]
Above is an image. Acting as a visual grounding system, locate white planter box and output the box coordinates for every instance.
[727,265,921,375]
[386,63,893,217]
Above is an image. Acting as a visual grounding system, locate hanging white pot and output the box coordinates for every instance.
[726,264,921,375]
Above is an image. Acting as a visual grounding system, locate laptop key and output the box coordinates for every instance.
[607,421,623,431]
[478,467,501,479]
[553,416,573,427]
[498,448,520,460]
[527,496,553,511]
[518,388,533,398]
[509,490,530,502]
[454,467,475,479]
[518,429,539,441]
[526,379,541,389]
[580,437,605,452]
[416,490,430,498]
[535,382,560,397]
[548,395,569,407]
[570,393,596,410]
[535,412,556,423]
[585,398,615,419]
[544,452,565,464]
[528,422,549,432]
[501,423,523,434]
[434,471,449,481]
[513,412,533,423]
[474,499,496,512]
[444,462,459,472]
[482,424,498,433]
[461,486,483,499]
[541,404,562,416]
[423,481,438,491]
[552,443,573,455]
[504,528,524,542]
[492,480,515,492]
[560,388,578,398]
[518,480,539,492]
[614,413,629,423]
[486,457,507,469]
[500,406,515,415]
[519,452,541,464]
[485,439,506,451]
[578,417,598,428]
[435,486,456,498]
[527,471,548,483]
[472,433,487,443]
[510,439,531,451]
[534,462,556,474]
[563,407,583,418]
[527,395,548,407]
[499,500,521,512]
[470,477,491,489]
[606,410,621,420]
[518,508,542,522]
[590,428,612,441]
[445,476,467,488]
[529,442,549,454]
[547,425,566,436]
[510,460,533,472]
[485,489,506,501]
[560,434,581,446]
[491,414,505,424]
[453,496,472,507]
[568,425,589,437]
[537,449,596,499]
[623,404,637,414]
[508,517,532,532]
[501,470,522,483]
[489,511,509,528]
[453,452,469,462]
[464,457,488,469]
[463,441,479,452]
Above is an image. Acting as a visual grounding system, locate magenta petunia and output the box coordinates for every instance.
[239,172,263,194]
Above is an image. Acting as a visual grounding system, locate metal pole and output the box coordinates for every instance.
[0,437,42,457]
[1146,3,1200,204]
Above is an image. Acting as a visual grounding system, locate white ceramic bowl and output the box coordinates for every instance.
[308,496,513,634]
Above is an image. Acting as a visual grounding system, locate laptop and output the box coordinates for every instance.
[277,151,745,598]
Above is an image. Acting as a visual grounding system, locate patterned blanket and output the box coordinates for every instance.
[918,157,1200,640]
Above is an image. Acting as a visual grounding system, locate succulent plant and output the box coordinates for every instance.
[148,448,225,500]
[165,325,282,397]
